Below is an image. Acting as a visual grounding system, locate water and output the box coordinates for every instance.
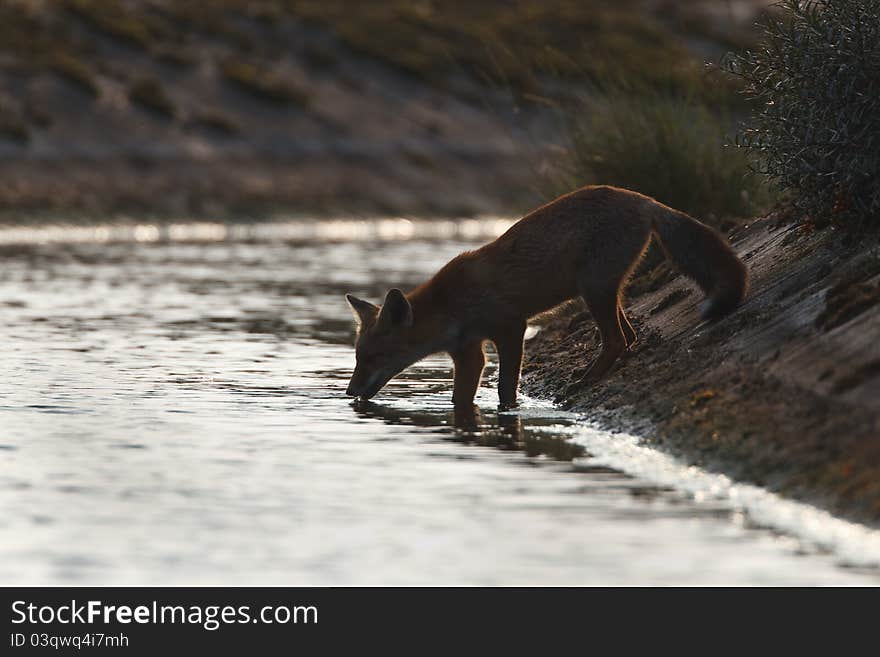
[1,220,878,585]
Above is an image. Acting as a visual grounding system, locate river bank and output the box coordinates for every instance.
[521,214,880,526]
[0,1,774,221]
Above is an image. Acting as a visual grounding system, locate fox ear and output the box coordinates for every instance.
[345,293,379,325]
[377,288,413,331]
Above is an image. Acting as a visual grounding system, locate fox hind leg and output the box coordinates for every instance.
[565,219,651,394]
[574,287,626,387]
[568,256,643,390]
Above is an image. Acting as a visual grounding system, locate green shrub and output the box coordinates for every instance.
[551,88,767,223]
[128,77,175,119]
[727,0,880,224]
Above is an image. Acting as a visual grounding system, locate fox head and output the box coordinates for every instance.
[345,288,417,399]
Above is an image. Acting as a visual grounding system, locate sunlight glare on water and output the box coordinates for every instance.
[0,219,878,585]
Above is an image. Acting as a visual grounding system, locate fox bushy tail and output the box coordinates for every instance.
[648,202,748,320]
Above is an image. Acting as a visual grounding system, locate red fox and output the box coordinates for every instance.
[345,185,748,409]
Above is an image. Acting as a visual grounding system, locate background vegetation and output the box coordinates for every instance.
[728,0,880,226]
[288,0,750,99]
[0,1,778,220]
[548,83,767,223]
[288,1,771,223]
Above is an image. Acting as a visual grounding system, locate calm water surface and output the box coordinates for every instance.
[0,221,877,585]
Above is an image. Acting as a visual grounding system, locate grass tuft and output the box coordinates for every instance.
[549,87,770,224]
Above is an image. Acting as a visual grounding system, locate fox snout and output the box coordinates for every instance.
[345,375,363,398]
[346,367,385,399]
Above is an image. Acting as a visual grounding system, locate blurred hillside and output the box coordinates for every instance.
[0,0,772,220]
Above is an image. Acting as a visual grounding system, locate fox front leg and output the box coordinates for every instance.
[494,324,526,411]
[451,341,486,408]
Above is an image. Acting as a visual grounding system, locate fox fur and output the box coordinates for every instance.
[345,185,748,409]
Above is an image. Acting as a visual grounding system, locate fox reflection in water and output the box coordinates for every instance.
[350,400,586,462]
